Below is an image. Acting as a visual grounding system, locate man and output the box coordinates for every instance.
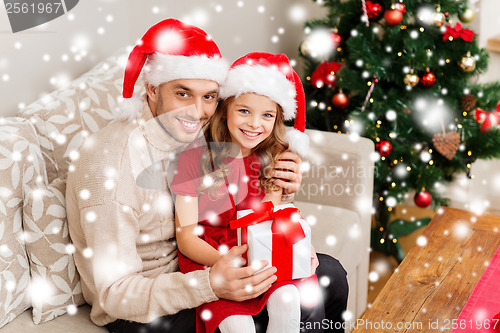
[67,19,347,333]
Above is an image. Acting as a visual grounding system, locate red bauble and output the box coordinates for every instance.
[366,1,385,20]
[376,140,392,157]
[414,190,432,208]
[332,92,350,109]
[384,9,404,26]
[331,32,342,45]
[395,3,406,14]
[421,71,436,87]
[311,61,343,89]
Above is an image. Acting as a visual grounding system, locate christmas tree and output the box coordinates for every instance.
[300,0,500,261]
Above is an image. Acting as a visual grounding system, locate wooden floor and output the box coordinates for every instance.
[359,207,500,332]
[367,205,434,306]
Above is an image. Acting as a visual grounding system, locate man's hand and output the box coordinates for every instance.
[209,245,278,302]
[271,151,303,195]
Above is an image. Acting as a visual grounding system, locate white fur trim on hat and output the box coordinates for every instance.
[285,128,310,157]
[117,96,144,121]
[219,65,297,120]
[143,53,229,86]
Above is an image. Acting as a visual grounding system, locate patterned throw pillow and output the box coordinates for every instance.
[0,118,46,328]
[23,177,85,324]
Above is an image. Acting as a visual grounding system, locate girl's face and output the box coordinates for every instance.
[226,93,278,157]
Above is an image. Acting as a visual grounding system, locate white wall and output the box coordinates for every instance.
[0,0,326,117]
[444,0,500,215]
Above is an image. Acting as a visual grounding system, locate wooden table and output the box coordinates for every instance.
[352,207,500,332]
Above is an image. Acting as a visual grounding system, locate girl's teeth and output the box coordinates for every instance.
[242,130,259,137]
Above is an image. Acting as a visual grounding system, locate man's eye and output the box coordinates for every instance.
[204,95,216,100]
[177,92,188,97]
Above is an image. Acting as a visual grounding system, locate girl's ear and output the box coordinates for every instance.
[145,83,158,103]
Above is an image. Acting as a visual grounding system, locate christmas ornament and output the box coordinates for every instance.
[475,101,500,132]
[433,11,446,27]
[332,91,350,109]
[458,6,476,23]
[394,2,406,14]
[365,1,385,20]
[442,23,475,42]
[420,69,436,87]
[376,140,392,157]
[300,28,339,59]
[460,52,476,72]
[300,40,313,58]
[414,190,432,208]
[331,31,342,45]
[404,72,419,87]
[361,75,378,111]
[384,7,404,26]
[432,131,460,160]
[460,94,477,112]
[310,61,343,89]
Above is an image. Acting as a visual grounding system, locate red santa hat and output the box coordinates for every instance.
[219,52,309,156]
[119,18,229,120]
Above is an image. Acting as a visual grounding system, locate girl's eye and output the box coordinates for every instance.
[263,113,274,118]
[239,109,249,114]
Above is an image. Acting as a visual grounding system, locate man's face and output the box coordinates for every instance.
[147,79,219,143]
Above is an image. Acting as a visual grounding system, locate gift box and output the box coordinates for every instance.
[230,202,311,281]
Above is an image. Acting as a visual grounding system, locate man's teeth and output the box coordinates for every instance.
[180,120,198,128]
[242,130,260,137]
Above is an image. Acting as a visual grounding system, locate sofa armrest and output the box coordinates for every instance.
[294,129,375,323]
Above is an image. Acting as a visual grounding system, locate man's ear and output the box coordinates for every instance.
[145,83,158,103]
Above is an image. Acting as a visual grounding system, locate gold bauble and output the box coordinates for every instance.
[299,40,312,57]
[433,12,446,27]
[460,54,476,72]
[404,73,419,87]
[458,7,476,23]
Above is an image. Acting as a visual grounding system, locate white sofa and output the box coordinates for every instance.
[0,51,374,332]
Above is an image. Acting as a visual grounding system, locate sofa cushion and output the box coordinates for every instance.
[0,118,47,328]
[18,50,145,183]
[2,305,106,333]
[23,178,85,324]
[294,201,361,276]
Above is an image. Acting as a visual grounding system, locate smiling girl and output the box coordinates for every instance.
[170,52,313,333]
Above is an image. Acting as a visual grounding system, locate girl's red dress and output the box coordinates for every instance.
[170,144,317,333]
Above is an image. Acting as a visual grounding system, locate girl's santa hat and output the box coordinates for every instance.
[219,52,309,156]
[119,19,229,121]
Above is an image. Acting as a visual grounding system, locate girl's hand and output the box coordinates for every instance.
[271,151,303,195]
[311,245,319,275]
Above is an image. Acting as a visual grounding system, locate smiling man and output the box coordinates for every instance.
[66,19,348,333]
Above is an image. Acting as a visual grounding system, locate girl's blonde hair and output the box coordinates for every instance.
[198,95,289,198]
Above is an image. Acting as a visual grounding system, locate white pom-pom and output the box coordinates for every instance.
[117,96,144,121]
[285,128,309,157]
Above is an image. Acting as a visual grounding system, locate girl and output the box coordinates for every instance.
[170,52,314,333]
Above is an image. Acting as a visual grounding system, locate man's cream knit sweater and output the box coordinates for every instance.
[66,103,218,326]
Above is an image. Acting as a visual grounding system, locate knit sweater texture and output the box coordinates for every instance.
[66,102,218,326]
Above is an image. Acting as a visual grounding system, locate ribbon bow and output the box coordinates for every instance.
[442,23,475,42]
[230,201,306,245]
[475,101,500,132]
